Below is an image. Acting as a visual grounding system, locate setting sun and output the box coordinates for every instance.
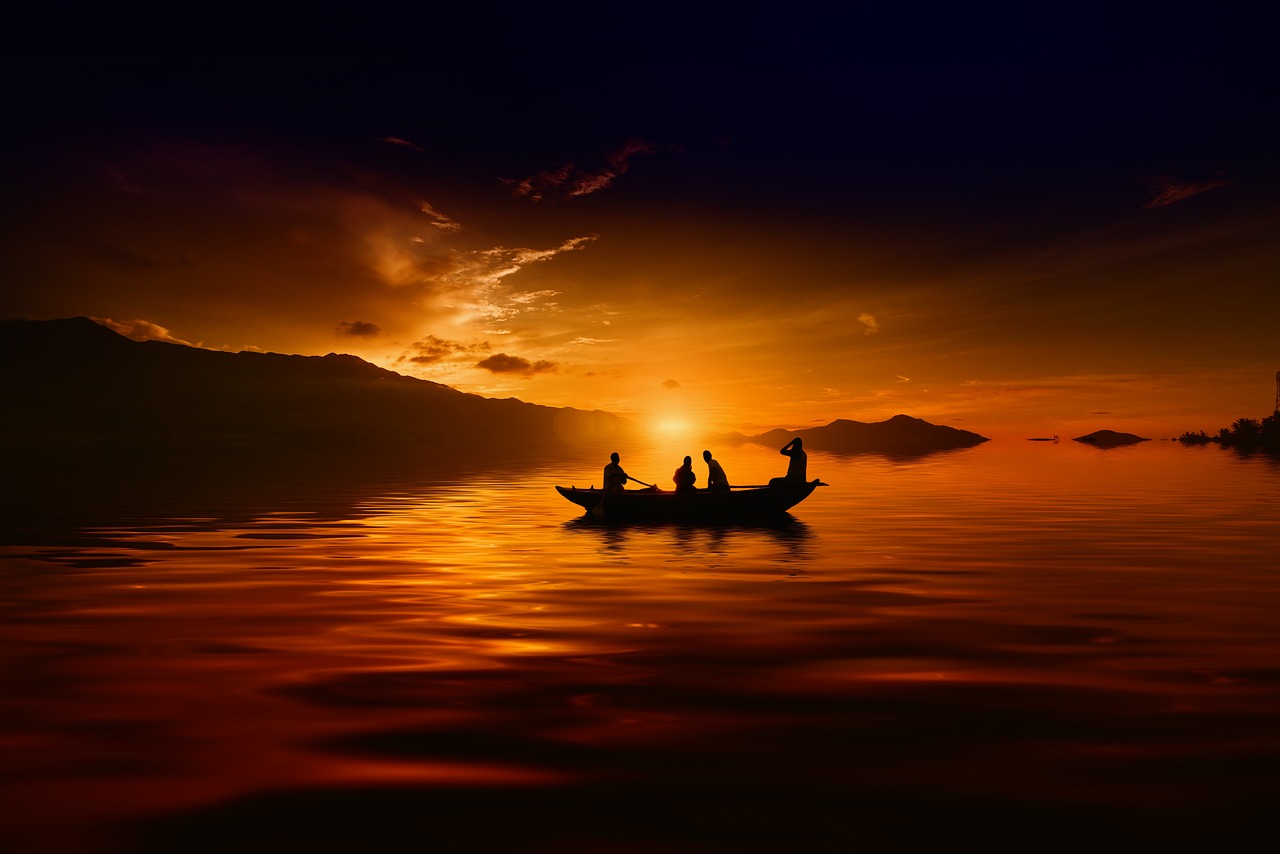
[652,417,695,438]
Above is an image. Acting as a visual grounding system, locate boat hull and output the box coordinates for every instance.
[555,481,825,522]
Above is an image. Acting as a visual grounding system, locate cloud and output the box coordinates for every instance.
[378,136,426,152]
[508,289,558,305]
[476,353,559,376]
[8,138,611,361]
[335,320,381,338]
[418,200,461,232]
[428,236,595,325]
[1142,175,1232,209]
[506,139,656,201]
[367,236,463,289]
[662,378,681,389]
[569,337,616,345]
[858,312,880,335]
[896,375,911,383]
[91,317,194,346]
[569,139,657,196]
[369,232,594,335]
[440,236,596,291]
[397,335,490,365]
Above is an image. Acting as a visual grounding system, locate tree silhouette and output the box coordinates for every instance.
[1182,412,1280,453]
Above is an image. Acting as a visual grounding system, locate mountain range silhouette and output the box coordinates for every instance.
[0,317,633,452]
[3,318,997,460]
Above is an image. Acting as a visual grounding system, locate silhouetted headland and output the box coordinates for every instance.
[723,414,989,458]
[1072,429,1149,447]
[0,317,637,456]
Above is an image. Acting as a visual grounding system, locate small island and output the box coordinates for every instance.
[736,414,989,458]
[1073,430,1149,447]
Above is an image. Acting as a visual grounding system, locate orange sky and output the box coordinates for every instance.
[5,13,1277,441]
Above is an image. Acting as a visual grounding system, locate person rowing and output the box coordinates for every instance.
[603,452,645,494]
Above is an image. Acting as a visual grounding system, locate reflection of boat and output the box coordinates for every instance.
[555,480,827,522]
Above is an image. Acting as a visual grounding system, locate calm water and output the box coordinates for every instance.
[2,439,1279,852]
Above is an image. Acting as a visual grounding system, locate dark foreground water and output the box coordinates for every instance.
[2,438,1279,852]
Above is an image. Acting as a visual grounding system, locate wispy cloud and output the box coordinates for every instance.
[419,200,461,231]
[506,140,656,201]
[508,289,558,305]
[91,317,193,346]
[1142,174,1232,209]
[430,236,596,325]
[441,236,597,289]
[858,312,880,335]
[378,136,426,152]
[476,353,559,376]
[335,320,381,338]
[370,234,596,332]
[662,379,681,389]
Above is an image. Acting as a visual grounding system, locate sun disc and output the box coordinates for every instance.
[654,417,692,437]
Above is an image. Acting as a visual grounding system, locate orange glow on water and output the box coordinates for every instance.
[2,440,1279,851]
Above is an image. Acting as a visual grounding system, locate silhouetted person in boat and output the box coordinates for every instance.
[703,449,730,492]
[673,455,697,493]
[769,437,807,488]
[603,452,634,494]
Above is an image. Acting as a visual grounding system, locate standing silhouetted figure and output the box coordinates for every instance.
[703,449,730,492]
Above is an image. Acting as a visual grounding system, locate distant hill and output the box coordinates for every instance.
[724,414,989,457]
[0,317,636,452]
[1073,430,1149,447]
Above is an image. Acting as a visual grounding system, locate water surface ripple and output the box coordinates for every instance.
[2,440,1278,851]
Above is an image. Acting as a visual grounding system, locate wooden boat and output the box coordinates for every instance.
[555,480,827,522]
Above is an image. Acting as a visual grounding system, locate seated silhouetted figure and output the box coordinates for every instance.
[673,455,697,493]
[603,452,632,494]
[768,438,807,488]
[703,449,730,492]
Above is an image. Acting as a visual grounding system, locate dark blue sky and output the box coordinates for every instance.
[11,5,1272,194]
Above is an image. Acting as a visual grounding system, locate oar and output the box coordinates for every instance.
[629,477,657,489]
